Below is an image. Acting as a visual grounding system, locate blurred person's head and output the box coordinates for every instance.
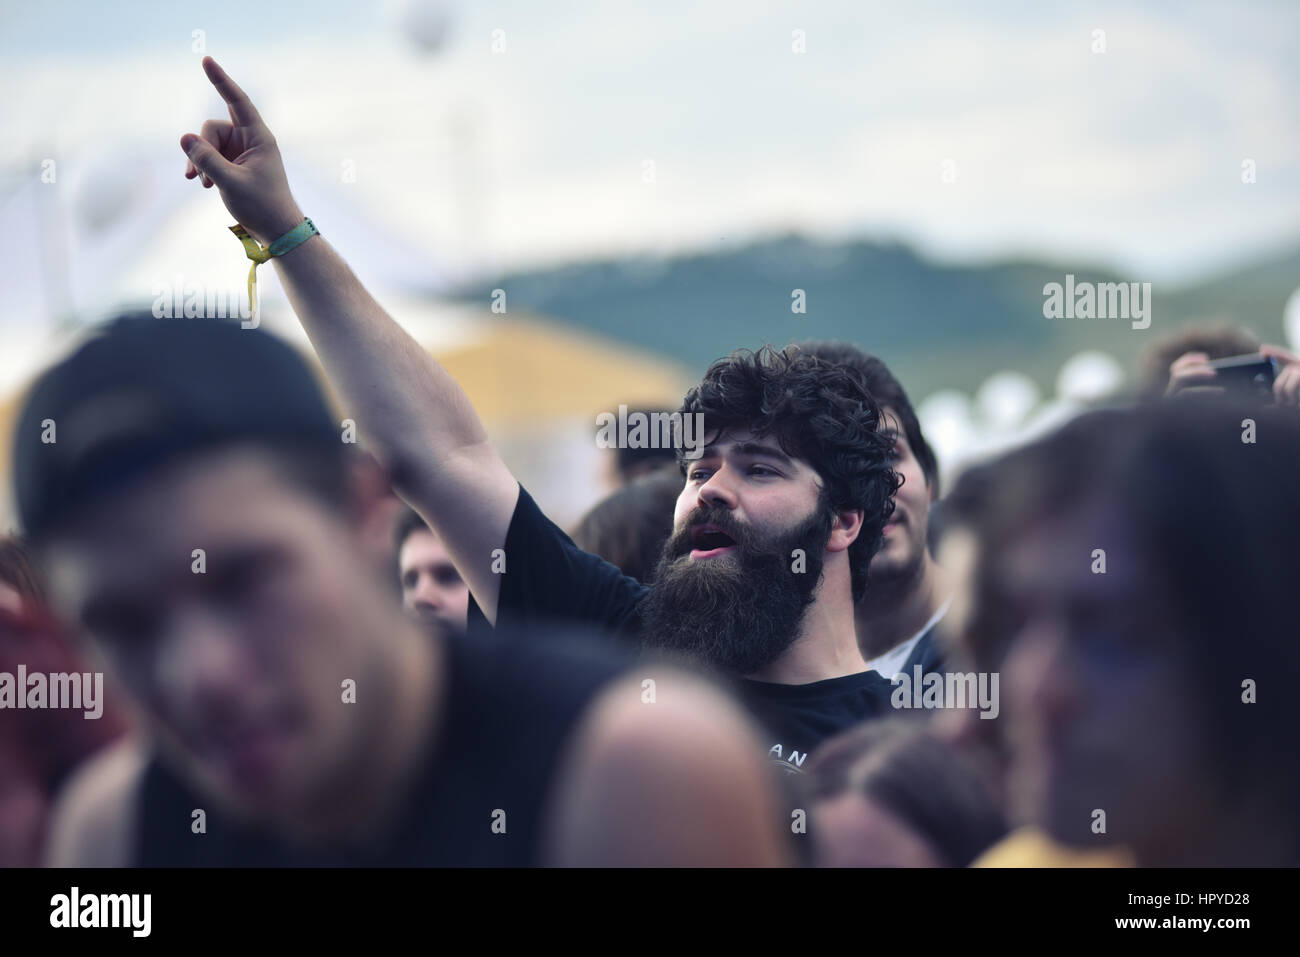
[394,506,468,633]
[0,533,129,740]
[0,536,129,865]
[1137,322,1260,400]
[929,413,1120,804]
[805,718,1007,867]
[571,465,680,584]
[999,402,1300,865]
[13,314,435,837]
[640,346,898,675]
[608,408,680,486]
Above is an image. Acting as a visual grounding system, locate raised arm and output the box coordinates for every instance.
[179,56,518,622]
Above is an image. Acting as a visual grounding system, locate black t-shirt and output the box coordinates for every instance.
[133,628,629,866]
[468,486,895,772]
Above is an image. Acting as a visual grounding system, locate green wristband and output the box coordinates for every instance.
[268,217,319,258]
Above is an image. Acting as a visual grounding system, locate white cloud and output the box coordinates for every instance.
[1,0,1297,283]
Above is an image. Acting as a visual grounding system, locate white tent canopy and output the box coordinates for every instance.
[0,144,453,394]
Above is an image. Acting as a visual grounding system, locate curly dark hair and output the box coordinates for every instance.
[794,340,939,490]
[675,345,900,603]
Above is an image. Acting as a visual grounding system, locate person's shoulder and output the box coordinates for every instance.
[44,736,150,867]
[511,484,557,534]
[497,484,651,625]
[545,668,792,865]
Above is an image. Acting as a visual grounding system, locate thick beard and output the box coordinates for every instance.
[639,502,832,677]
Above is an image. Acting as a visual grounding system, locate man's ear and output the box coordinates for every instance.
[827,508,864,553]
[347,452,404,569]
[347,451,393,521]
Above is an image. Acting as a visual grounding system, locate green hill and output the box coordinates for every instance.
[455,234,1300,398]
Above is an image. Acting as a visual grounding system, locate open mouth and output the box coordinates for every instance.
[689,523,738,558]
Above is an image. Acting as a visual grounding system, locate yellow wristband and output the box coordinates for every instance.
[228,218,319,316]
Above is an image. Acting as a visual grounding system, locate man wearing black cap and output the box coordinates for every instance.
[20,316,787,867]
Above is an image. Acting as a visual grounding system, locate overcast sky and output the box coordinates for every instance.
[3,0,1299,283]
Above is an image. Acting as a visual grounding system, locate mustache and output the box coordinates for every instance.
[666,505,757,559]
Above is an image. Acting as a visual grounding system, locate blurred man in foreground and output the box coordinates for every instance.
[17,316,787,867]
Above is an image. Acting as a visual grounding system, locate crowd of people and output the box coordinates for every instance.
[1,56,1297,868]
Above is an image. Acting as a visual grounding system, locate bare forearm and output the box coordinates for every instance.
[273,237,517,621]
[273,235,484,468]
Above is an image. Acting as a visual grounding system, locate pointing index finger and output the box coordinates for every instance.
[202,55,263,127]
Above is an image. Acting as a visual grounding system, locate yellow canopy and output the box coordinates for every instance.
[0,312,691,527]
[436,313,690,427]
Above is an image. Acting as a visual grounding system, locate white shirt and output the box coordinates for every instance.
[864,598,953,680]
